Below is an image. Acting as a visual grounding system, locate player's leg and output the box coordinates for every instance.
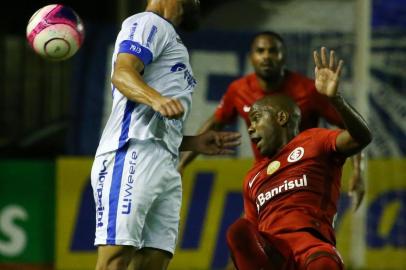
[303,246,344,270]
[137,140,183,270]
[91,149,138,270]
[226,218,292,270]
[90,142,157,269]
[279,230,344,270]
[128,247,172,270]
[96,245,134,270]
[304,251,343,270]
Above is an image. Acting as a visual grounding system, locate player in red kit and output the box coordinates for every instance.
[181,31,365,270]
[226,47,372,270]
[179,31,365,210]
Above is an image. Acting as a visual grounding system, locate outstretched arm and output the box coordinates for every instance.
[313,47,372,156]
[178,115,226,172]
[348,153,365,210]
[180,130,241,155]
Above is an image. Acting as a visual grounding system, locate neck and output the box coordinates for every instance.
[279,126,298,148]
[146,0,182,26]
[257,69,285,92]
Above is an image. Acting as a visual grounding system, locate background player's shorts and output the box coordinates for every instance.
[91,139,181,255]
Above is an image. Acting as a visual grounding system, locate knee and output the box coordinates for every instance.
[306,255,343,270]
[226,218,256,250]
[96,256,130,270]
[96,260,128,270]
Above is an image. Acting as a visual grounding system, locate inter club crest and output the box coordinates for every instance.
[287,147,304,163]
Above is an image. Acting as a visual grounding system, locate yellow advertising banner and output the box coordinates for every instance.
[56,158,406,270]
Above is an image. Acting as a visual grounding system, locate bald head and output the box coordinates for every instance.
[253,94,301,128]
[248,94,301,157]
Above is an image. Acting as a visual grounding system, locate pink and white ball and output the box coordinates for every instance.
[26,4,85,61]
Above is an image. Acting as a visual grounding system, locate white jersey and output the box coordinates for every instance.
[95,12,196,157]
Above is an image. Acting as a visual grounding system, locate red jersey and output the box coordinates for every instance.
[243,128,346,245]
[214,71,343,161]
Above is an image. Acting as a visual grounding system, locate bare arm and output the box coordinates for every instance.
[348,152,365,210]
[313,47,372,156]
[180,130,241,155]
[330,96,372,156]
[112,53,184,119]
[178,115,226,172]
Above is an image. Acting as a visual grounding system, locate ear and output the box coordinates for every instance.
[276,111,289,126]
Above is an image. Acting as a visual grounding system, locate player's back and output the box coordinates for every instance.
[96,12,197,157]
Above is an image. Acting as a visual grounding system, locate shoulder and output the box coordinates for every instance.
[244,159,268,183]
[285,70,315,90]
[286,70,313,83]
[298,128,339,138]
[295,128,342,150]
[122,12,174,32]
[227,73,254,92]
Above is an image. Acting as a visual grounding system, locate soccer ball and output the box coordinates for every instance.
[26,4,85,61]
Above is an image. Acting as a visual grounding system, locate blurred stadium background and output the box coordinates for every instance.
[0,0,405,269]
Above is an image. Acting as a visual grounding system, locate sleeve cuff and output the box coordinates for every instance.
[118,40,153,66]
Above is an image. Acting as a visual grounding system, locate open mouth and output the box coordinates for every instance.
[261,62,274,69]
[251,137,262,145]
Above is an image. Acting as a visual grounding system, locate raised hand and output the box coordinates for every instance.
[313,47,344,97]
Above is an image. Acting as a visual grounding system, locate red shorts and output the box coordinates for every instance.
[261,230,344,270]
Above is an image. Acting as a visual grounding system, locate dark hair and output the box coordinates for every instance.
[251,31,287,54]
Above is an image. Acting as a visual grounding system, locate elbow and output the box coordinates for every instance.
[111,70,122,89]
[364,129,373,147]
[363,124,373,146]
[358,128,373,150]
[366,129,373,145]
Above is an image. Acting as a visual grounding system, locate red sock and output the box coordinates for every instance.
[226,218,287,270]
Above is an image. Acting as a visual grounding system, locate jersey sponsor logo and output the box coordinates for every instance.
[169,63,196,88]
[170,62,187,72]
[96,160,108,227]
[146,25,158,48]
[121,151,138,215]
[248,170,262,188]
[243,105,251,113]
[128,22,138,40]
[267,161,280,175]
[287,147,304,162]
[256,174,308,212]
[184,69,197,89]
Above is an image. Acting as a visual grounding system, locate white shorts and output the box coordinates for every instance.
[91,139,182,254]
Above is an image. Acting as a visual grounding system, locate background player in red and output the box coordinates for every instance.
[178,31,365,210]
[226,47,372,270]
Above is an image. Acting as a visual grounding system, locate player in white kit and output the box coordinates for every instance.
[90,1,239,269]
